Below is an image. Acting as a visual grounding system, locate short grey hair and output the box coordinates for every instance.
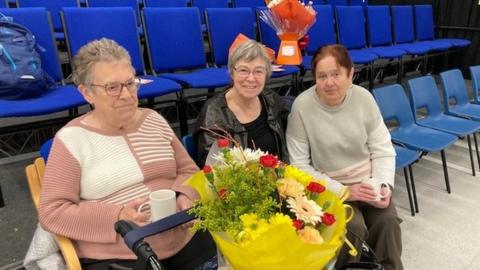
[227,39,272,78]
[72,38,133,86]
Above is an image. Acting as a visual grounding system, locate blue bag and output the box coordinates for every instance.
[0,13,53,100]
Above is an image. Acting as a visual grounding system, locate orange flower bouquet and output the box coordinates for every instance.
[259,0,316,65]
[185,137,355,269]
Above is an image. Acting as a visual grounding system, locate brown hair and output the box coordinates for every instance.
[311,44,353,76]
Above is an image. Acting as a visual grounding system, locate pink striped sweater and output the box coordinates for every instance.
[38,108,199,260]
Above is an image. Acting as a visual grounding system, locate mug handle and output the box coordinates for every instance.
[378,183,391,199]
[137,201,151,213]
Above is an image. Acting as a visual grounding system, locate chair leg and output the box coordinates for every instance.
[403,167,415,216]
[0,183,5,208]
[177,92,189,137]
[409,165,419,213]
[467,135,475,176]
[474,133,480,171]
[440,150,451,194]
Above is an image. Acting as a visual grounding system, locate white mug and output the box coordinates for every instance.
[138,189,176,221]
[362,178,389,201]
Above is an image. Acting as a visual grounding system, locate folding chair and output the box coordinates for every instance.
[414,5,470,49]
[336,6,405,87]
[372,84,458,193]
[142,7,231,135]
[394,145,420,216]
[440,69,480,121]
[25,157,81,270]
[470,65,480,104]
[407,75,480,176]
[16,0,79,40]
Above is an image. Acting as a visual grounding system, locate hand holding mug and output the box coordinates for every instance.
[362,178,389,201]
[119,198,150,226]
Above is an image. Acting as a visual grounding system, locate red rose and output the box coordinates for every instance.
[218,188,227,199]
[259,154,279,168]
[322,213,336,226]
[217,138,229,148]
[306,182,326,193]
[292,219,304,230]
[203,165,212,174]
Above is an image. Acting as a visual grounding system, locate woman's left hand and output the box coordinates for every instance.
[177,194,195,228]
[368,186,392,209]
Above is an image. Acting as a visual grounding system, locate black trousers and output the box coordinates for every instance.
[81,231,217,270]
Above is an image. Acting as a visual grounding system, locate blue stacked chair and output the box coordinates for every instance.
[142,7,231,135]
[407,75,480,176]
[349,0,368,6]
[181,134,198,165]
[191,0,229,32]
[394,145,420,216]
[440,69,480,121]
[469,65,480,105]
[414,5,470,49]
[0,0,6,7]
[86,0,143,35]
[143,0,188,7]
[326,0,348,6]
[391,5,451,53]
[336,5,406,87]
[372,84,458,194]
[16,0,79,41]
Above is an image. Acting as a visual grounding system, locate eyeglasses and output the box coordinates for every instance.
[89,78,140,97]
[233,66,267,79]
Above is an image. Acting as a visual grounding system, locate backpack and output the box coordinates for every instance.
[0,13,53,100]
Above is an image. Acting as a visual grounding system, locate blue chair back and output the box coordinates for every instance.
[144,0,187,7]
[407,76,444,119]
[234,0,264,9]
[0,7,64,82]
[394,145,419,169]
[440,69,470,109]
[87,0,141,26]
[17,0,79,32]
[335,6,367,50]
[62,7,145,75]
[142,7,207,72]
[192,0,229,25]
[0,0,7,7]
[40,138,53,162]
[326,0,348,6]
[206,7,255,66]
[372,84,416,128]
[470,65,480,104]
[350,0,368,6]
[256,7,280,52]
[182,135,197,163]
[391,5,415,44]
[305,5,337,55]
[366,5,393,47]
[413,4,434,41]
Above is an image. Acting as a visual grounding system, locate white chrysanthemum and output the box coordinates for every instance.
[214,146,266,165]
[286,196,324,225]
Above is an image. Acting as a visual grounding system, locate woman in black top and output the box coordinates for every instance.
[193,40,288,166]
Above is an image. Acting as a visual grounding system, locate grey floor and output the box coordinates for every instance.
[1,77,480,269]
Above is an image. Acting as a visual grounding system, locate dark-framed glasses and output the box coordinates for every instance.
[90,78,140,97]
[233,66,267,79]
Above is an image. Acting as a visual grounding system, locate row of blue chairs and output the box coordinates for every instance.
[373,68,480,216]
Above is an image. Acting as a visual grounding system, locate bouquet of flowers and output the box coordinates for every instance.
[185,137,354,269]
[259,0,316,65]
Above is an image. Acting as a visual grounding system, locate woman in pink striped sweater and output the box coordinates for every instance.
[38,39,217,270]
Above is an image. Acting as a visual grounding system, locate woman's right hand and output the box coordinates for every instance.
[346,183,377,202]
[118,198,150,226]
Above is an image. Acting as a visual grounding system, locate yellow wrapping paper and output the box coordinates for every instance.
[186,171,349,270]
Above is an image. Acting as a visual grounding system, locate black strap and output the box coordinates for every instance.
[123,208,196,250]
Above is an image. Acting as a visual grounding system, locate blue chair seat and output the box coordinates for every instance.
[363,47,406,58]
[439,38,471,48]
[137,75,182,99]
[159,68,231,89]
[417,115,480,136]
[348,50,378,64]
[394,145,420,170]
[391,126,457,152]
[302,55,313,71]
[448,104,480,121]
[416,40,452,51]
[392,43,431,55]
[0,85,86,117]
